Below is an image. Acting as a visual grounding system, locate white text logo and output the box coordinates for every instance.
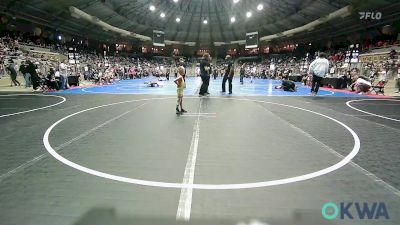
[359,12,382,20]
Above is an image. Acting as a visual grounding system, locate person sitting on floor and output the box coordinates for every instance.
[145,80,164,87]
[46,68,59,91]
[275,76,297,92]
[350,75,371,94]
[100,68,114,85]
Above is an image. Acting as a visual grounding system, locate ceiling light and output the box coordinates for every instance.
[246,11,252,18]
[176,17,181,23]
[203,19,208,24]
[230,17,236,23]
[173,0,179,2]
[257,4,263,10]
[233,0,239,3]
[149,5,155,11]
[160,13,165,18]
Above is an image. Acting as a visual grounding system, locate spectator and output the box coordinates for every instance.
[377,66,387,82]
[59,59,69,89]
[354,77,372,94]
[46,68,59,90]
[240,64,245,84]
[19,62,31,88]
[6,60,21,86]
[26,60,39,90]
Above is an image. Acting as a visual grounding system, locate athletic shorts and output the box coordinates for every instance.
[177,88,184,97]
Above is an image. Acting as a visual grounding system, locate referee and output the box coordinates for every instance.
[222,55,234,94]
[199,53,211,96]
[308,52,329,96]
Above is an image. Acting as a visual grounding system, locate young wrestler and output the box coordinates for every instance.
[174,66,187,114]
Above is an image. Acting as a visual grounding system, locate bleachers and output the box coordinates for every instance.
[368,45,400,54]
[382,77,400,96]
[19,44,52,53]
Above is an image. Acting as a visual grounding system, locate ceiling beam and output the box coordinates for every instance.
[195,0,205,45]
[207,0,214,45]
[214,0,227,42]
[183,1,196,43]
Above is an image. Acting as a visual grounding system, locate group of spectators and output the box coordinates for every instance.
[0,34,194,89]
[80,54,192,84]
[0,35,74,91]
[230,49,400,94]
[362,39,400,53]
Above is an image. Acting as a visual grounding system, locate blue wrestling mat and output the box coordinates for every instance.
[60,77,362,97]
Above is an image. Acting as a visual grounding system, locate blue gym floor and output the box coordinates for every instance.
[61,77,362,97]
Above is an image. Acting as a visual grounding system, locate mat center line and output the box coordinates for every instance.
[176,99,203,221]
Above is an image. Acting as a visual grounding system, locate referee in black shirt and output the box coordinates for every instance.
[222,55,234,94]
[199,53,211,96]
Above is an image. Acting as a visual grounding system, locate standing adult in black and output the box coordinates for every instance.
[213,68,218,80]
[26,60,39,90]
[166,67,170,81]
[7,60,21,86]
[199,53,211,96]
[222,55,234,94]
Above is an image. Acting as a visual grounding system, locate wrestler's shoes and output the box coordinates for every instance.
[176,107,188,115]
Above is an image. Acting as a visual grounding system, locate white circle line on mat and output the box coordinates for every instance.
[43,97,360,190]
[0,94,66,118]
[346,99,400,122]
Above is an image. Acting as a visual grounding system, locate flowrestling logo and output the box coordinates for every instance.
[359,12,382,20]
[322,202,389,220]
